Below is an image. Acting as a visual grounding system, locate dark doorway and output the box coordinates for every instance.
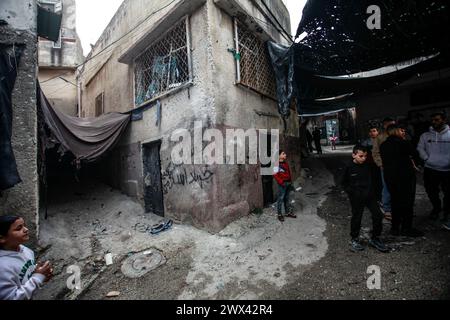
[142,141,164,216]
[261,133,274,206]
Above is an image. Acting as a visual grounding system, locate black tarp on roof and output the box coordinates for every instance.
[295,0,450,76]
[269,0,450,117]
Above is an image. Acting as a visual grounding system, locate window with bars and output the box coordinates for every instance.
[234,20,277,100]
[134,18,191,107]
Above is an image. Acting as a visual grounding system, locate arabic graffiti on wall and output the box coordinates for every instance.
[162,162,214,194]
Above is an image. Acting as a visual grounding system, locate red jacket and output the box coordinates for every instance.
[273,161,292,186]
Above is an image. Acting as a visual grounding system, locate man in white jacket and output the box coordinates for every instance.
[417,112,450,223]
[0,216,53,300]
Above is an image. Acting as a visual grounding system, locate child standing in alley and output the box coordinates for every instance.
[0,216,53,300]
[341,146,390,253]
[273,151,297,222]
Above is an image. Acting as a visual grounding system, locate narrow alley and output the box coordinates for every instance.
[34,150,450,300]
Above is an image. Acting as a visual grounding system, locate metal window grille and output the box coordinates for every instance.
[235,20,277,100]
[134,18,191,107]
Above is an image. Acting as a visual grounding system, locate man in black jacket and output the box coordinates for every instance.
[341,145,389,253]
[380,124,424,237]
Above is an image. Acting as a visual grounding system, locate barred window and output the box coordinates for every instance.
[134,18,192,107]
[235,20,277,100]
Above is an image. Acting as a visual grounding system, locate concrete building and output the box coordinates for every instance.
[0,0,40,245]
[38,0,84,116]
[78,0,301,232]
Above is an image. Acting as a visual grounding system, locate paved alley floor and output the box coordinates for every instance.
[34,152,450,300]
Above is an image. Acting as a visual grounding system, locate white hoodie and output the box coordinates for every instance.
[0,245,45,300]
[417,125,450,171]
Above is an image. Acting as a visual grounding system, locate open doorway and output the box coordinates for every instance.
[142,140,164,217]
[261,133,274,206]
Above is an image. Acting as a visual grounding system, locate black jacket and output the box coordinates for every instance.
[380,136,418,180]
[341,161,373,196]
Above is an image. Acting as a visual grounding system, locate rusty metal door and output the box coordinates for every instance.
[142,141,164,216]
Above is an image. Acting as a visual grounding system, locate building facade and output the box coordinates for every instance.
[38,0,83,116]
[78,0,301,232]
[0,0,40,245]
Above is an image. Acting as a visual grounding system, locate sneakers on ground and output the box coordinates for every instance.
[278,215,285,222]
[384,212,392,221]
[286,212,297,218]
[401,228,425,238]
[369,238,390,253]
[350,238,365,252]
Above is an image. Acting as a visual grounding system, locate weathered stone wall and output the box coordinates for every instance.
[0,0,39,245]
[79,0,300,233]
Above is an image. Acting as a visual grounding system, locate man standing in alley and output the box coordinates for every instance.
[372,117,396,221]
[313,127,323,154]
[417,112,450,223]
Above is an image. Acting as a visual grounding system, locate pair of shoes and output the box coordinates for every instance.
[150,219,173,235]
[442,221,450,231]
[286,213,297,218]
[369,238,390,253]
[384,212,392,221]
[401,228,424,238]
[278,215,285,222]
[350,238,365,252]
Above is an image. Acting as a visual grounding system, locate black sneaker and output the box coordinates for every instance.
[350,239,365,252]
[401,228,424,238]
[278,215,285,222]
[369,238,390,253]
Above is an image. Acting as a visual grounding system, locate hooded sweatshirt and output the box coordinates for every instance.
[417,125,450,172]
[0,245,45,300]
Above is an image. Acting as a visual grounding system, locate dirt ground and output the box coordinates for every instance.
[264,152,450,300]
[34,149,450,300]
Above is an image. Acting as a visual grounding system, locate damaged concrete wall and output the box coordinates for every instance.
[0,0,39,245]
[79,0,299,233]
[38,0,84,116]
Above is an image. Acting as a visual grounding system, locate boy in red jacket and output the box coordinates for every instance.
[273,151,297,222]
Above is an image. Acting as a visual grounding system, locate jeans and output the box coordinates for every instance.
[380,169,392,212]
[349,191,383,239]
[424,168,450,216]
[277,183,292,215]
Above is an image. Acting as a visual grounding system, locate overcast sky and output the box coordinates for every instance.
[76,0,307,56]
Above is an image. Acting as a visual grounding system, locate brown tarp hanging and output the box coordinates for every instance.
[38,85,130,164]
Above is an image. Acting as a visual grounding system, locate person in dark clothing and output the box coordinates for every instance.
[313,127,323,154]
[306,129,314,153]
[273,151,296,222]
[380,124,424,237]
[341,145,389,253]
[361,125,383,203]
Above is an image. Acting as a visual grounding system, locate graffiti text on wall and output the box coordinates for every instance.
[162,162,214,194]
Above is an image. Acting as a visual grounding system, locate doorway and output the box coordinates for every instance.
[261,133,274,206]
[142,141,164,217]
